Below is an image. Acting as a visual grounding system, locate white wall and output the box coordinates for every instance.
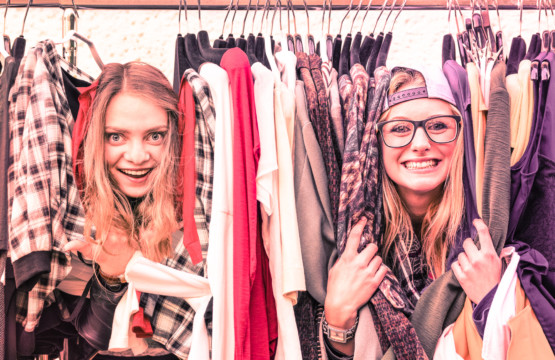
[3,6,545,82]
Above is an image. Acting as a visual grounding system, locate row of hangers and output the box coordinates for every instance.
[175,0,407,77]
[1,0,104,73]
[443,0,555,82]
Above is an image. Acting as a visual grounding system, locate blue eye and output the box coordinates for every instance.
[106,133,122,142]
[149,132,166,143]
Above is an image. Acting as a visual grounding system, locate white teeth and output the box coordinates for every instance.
[120,169,150,176]
[404,160,438,169]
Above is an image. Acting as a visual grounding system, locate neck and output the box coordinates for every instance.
[398,187,443,224]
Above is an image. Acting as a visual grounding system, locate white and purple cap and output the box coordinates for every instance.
[383,65,457,111]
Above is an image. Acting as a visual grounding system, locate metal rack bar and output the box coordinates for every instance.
[0,0,539,10]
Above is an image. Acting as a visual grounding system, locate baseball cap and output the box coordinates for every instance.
[383,65,457,111]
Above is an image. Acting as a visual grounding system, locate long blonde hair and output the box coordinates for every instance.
[379,69,465,277]
[82,62,181,262]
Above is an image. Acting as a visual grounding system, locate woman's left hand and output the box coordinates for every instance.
[452,219,502,304]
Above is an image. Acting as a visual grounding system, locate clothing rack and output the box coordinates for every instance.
[1,0,539,10]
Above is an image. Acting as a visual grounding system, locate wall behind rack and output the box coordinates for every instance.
[2,6,544,81]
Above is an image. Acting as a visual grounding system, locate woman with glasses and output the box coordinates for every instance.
[323,66,502,359]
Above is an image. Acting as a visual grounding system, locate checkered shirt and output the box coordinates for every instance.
[141,197,211,359]
[184,69,215,226]
[8,40,92,331]
[141,71,214,359]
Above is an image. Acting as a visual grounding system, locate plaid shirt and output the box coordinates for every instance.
[141,71,215,359]
[185,69,215,226]
[8,40,92,331]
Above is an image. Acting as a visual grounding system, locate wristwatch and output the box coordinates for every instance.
[322,315,359,344]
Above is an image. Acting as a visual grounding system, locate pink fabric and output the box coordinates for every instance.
[131,291,154,338]
[221,49,271,360]
[73,80,98,193]
[178,79,203,265]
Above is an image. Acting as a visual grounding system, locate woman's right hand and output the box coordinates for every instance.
[324,218,388,330]
[64,228,136,277]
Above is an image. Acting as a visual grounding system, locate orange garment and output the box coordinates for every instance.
[467,63,488,216]
[451,280,554,360]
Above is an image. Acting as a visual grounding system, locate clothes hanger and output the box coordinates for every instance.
[226,0,239,48]
[55,31,104,69]
[256,0,270,67]
[287,0,305,53]
[10,0,30,62]
[335,0,354,75]
[442,0,457,65]
[234,0,250,51]
[376,0,405,68]
[358,0,376,67]
[215,0,233,48]
[326,0,334,60]
[284,0,295,52]
[3,0,11,57]
[181,0,206,71]
[540,0,552,79]
[302,0,315,55]
[197,0,227,63]
[349,0,367,67]
[548,0,555,51]
[245,0,261,63]
[366,0,393,76]
[492,0,505,60]
[174,0,192,91]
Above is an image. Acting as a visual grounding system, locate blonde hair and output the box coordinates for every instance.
[82,62,181,262]
[379,69,465,277]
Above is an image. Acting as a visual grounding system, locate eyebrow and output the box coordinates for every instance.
[104,126,169,133]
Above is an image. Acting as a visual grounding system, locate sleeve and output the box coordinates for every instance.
[323,335,354,360]
[472,284,498,338]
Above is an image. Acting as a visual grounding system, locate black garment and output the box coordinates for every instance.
[94,354,179,360]
[62,68,91,121]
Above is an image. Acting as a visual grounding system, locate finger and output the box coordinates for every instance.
[366,255,383,275]
[64,240,91,256]
[451,261,465,283]
[344,217,368,257]
[359,243,379,265]
[457,252,471,271]
[473,219,495,253]
[374,265,388,284]
[462,238,479,258]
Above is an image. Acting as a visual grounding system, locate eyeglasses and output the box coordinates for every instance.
[375,115,461,148]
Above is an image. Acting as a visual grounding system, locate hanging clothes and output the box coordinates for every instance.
[508,60,534,166]
[8,40,89,333]
[253,61,303,360]
[321,60,345,157]
[200,61,236,360]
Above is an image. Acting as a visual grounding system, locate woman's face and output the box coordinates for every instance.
[104,92,168,198]
[380,97,458,204]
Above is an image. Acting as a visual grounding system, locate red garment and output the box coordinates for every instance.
[131,291,154,338]
[221,49,276,360]
[177,78,203,265]
[73,80,99,193]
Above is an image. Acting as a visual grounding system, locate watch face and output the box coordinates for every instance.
[328,329,347,343]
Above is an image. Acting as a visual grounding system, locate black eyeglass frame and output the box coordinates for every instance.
[375,115,462,148]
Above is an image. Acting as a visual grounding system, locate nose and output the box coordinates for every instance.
[410,127,431,152]
[123,140,151,164]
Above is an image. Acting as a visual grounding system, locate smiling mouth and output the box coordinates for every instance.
[118,168,153,178]
[403,160,439,170]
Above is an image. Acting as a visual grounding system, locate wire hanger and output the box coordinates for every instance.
[303,0,315,54]
[54,31,104,69]
[227,0,240,47]
[288,0,304,53]
[376,0,404,68]
[338,0,358,75]
[358,0,375,67]
[197,0,227,63]
[2,0,11,57]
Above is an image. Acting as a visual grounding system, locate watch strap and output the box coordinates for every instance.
[322,315,359,343]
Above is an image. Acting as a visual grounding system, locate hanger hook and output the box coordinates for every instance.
[178,0,182,34]
[242,0,251,36]
[381,0,397,33]
[391,0,406,32]
[271,0,280,36]
[349,0,364,34]
[252,0,260,34]
[21,0,32,36]
[372,0,389,35]
[260,0,270,34]
[4,0,10,37]
[303,0,310,36]
[360,0,374,33]
[288,0,297,34]
[339,0,354,34]
[321,0,326,36]
[230,0,239,35]
[328,0,332,35]
[69,0,79,19]
[221,0,234,36]
[197,0,202,29]
[184,0,188,33]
